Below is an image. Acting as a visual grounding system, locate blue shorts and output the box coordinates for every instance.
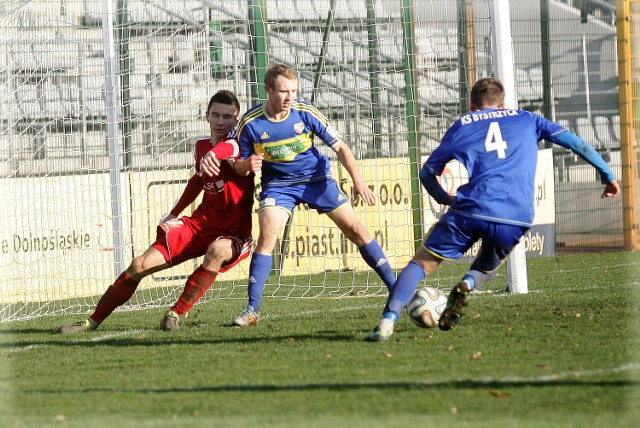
[258,179,349,214]
[424,211,529,272]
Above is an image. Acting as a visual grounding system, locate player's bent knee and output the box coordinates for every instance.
[203,241,235,269]
[128,256,147,274]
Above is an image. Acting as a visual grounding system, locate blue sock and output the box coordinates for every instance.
[383,261,425,319]
[382,312,398,323]
[358,240,396,291]
[247,253,272,311]
[463,267,495,291]
[462,274,476,290]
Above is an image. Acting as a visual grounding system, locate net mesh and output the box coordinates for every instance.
[0,0,623,321]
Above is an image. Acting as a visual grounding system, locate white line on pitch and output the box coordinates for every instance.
[465,362,640,383]
[3,329,148,353]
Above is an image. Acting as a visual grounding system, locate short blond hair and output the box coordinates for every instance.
[265,64,298,89]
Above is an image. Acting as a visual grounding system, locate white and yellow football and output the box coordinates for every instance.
[407,287,448,328]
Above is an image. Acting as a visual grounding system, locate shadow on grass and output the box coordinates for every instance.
[0,330,362,349]
[8,378,640,396]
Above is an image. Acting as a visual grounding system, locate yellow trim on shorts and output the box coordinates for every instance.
[322,199,349,216]
[422,245,454,261]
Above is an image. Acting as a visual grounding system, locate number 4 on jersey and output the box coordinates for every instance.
[484,121,508,158]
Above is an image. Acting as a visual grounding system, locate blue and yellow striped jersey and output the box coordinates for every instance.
[238,100,341,186]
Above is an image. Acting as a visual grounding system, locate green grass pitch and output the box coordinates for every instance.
[1,251,639,427]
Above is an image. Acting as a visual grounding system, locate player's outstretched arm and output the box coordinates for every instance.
[551,131,617,184]
[550,131,620,199]
[331,140,375,205]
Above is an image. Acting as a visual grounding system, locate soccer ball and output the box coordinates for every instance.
[407,287,448,328]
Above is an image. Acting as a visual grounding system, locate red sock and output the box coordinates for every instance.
[90,271,140,324]
[171,266,218,316]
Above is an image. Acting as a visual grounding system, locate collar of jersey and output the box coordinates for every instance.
[263,103,291,122]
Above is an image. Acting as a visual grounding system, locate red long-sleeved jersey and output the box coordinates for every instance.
[169,132,254,238]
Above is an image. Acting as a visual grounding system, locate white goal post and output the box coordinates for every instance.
[488,0,529,294]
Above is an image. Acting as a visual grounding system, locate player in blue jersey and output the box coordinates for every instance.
[228,63,396,326]
[366,77,620,341]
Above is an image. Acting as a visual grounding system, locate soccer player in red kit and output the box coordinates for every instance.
[58,90,261,333]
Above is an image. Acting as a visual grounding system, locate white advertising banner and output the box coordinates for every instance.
[0,174,130,303]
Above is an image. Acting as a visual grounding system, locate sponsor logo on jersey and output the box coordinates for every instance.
[261,132,270,139]
[294,122,305,134]
[204,180,224,194]
[265,140,305,160]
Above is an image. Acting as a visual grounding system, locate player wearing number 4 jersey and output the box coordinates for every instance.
[366,77,620,342]
[58,90,258,334]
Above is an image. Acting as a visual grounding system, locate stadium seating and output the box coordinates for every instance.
[220,37,248,68]
[0,82,20,120]
[0,0,621,178]
[418,72,458,105]
[575,116,599,147]
[556,119,572,131]
[0,46,7,73]
[42,84,68,118]
[611,114,621,142]
[341,31,369,62]
[113,0,207,24]
[16,83,41,119]
[0,134,12,165]
[78,0,101,25]
[516,68,539,101]
[269,0,322,21]
[46,133,76,159]
[8,39,38,71]
[169,35,196,73]
[414,27,437,69]
[432,29,458,63]
[380,72,406,106]
[378,30,404,63]
[593,115,615,149]
[270,34,295,63]
[127,75,149,117]
[34,39,77,71]
[529,66,544,99]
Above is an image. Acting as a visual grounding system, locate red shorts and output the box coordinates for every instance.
[151,217,252,273]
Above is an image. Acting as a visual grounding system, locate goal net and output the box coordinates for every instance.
[1,0,507,322]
